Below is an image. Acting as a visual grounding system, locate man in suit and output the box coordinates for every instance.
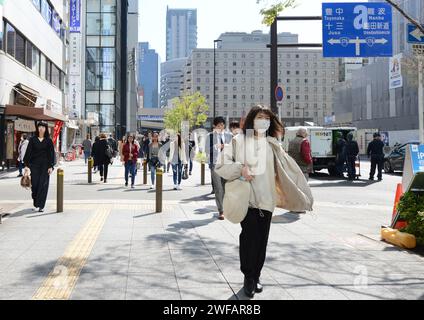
[207,117,233,220]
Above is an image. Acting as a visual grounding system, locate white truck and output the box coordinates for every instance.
[282,126,357,176]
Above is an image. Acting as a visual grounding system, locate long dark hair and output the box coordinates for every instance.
[242,105,284,138]
[35,122,50,139]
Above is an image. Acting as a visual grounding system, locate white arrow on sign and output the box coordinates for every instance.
[410,27,424,41]
[328,37,388,56]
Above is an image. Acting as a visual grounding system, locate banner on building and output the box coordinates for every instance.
[69,32,82,119]
[70,0,81,33]
[389,53,403,89]
[52,121,63,145]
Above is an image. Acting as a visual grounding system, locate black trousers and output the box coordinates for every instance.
[346,156,356,179]
[240,208,273,281]
[99,163,109,180]
[370,155,384,179]
[30,164,50,209]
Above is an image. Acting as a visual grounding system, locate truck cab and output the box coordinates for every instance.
[282,126,357,176]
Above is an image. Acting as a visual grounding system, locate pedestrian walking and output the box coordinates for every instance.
[82,135,92,164]
[288,128,313,181]
[230,121,242,136]
[367,132,385,181]
[207,117,233,220]
[335,131,347,177]
[147,132,162,189]
[215,105,313,298]
[107,134,118,158]
[122,134,139,188]
[17,134,29,177]
[346,132,359,181]
[188,134,195,176]
[169,133,188,190]
[23,122,55,213]
[91,136,100,173]
[93,133,113,183]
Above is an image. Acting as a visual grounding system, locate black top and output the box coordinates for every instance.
[346,140,359,157]
[367,139,385,156]
[23,136,55,168]
[91,139,111,165]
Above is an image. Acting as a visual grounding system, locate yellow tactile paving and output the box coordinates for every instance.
[32,205,111,300]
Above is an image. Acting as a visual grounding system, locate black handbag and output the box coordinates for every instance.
[182,164,189,180]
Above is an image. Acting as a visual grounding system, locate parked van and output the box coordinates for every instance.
[282,126,357,175]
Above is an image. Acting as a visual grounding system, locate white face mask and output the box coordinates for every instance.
[254,119,270,132]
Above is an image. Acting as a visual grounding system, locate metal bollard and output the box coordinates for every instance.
[143,160,148,185]
[57,168,64,213]
[201,162,205,186]
[156,168,163,213]
[88,157,93,184]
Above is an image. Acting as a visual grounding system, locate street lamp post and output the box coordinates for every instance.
[213,39,222,122]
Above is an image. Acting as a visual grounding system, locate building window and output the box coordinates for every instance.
[46,60,52,82]
[51,64,60,88]
[40,54,47,80]
[41,0,52,26]
[6,23,16,57]
[233,95,237,99]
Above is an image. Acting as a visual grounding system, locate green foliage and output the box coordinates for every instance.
[258,0,299,26]
[164,92,209,132]
[397,191,424,245]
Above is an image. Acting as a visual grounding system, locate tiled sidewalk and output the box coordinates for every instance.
[1,199,424,300]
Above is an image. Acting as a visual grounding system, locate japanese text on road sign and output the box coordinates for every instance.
[322,3,393,58]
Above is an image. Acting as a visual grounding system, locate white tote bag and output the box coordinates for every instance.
[223,178,251,224]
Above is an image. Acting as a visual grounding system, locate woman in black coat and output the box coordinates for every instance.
[92,133,112,183]
[91,136,100,173]
[23,122,55,212]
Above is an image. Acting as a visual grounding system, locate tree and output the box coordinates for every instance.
[257,0,299,26]
[164,92,209,132]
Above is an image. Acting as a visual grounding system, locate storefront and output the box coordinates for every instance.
[2,104,66,168]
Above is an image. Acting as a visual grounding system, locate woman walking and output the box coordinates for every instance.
[92,133,112,183]
[169,133,188,190]
[147,132,162,189]
[23,122,55,212]
[91,136,100,173]
[215,105,313,298]
[122,134,139,188]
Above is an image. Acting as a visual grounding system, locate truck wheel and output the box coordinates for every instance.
[328,166,337,176]
[384,161,394,174]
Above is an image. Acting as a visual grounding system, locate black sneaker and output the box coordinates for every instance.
[125,183,128,187]
[38,208,44,213]
[243,277,255,298]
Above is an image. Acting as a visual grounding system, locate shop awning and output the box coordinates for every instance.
[5,104,67,122]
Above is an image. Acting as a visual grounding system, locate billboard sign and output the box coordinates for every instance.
[70,0,81,33]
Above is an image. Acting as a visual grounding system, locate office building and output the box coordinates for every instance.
[160,57,188,108]
[138,42,159,108]
[166,7,197,61]
[84,0,128,138]
[0,0,68,168]
[184,31,338,126]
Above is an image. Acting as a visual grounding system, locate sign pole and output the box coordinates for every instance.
[419,56,424,144]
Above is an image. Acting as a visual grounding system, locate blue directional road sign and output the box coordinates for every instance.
[407,24,424,44]
[322,3,393,58]
[275,86,284,102]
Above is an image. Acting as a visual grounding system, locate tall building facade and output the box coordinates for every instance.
[126,0,138,133]
[84,0,127,137]
[138,42,159,108]
[166,7,197,61]
[184,31,338,126]
[1,0,68,167]
[160,57,187,108]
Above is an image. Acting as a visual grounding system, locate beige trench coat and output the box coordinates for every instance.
[215,134,314,212]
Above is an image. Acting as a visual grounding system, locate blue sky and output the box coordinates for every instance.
[138,0,368,61]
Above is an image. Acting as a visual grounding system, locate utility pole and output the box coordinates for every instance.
[419,56,424,144]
